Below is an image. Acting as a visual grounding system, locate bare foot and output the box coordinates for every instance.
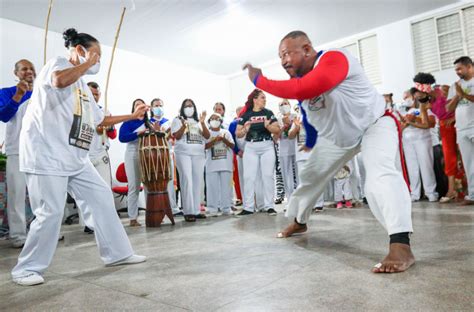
[372,243,415,273]
[277,221,307,238]
[460,199,474,206]
[129,220,142,227]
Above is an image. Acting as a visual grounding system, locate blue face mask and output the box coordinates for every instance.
[153,107,164,118]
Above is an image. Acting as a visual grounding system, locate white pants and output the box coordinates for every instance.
[11,162,134,278]
[206,171,233,213]
[175,153,205,216]
[280,155,297,200]
[296,160,323,208]
[124,148,142,220]
[168,152,179,213]
[6,155,27,243]
[356,153,366,198]
[348,158,362,201]
[457,128,474,201]
[238,154,265,209]
[243,141,275,212]
[90,150,113,187]
[403,138,438,200]
[237,155,244,198]
[288,116,413,235]
[334,178,353,202]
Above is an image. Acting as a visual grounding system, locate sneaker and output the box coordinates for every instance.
[274,198,283,205]
[336,201,344,209]
[12,240,25,248]
[13,272,44,286]
[427,195,439,202]
[173,211,184,217]
[106,255,147,267]
[237,210,253,216]
[345,201,353,208]
[84,226,94,234]
[313,207,323,213]
[195,214,207,219]
[267,208,277,216]
[221,210,233,216]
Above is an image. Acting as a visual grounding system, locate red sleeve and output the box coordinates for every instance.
[107,127,117,140]
[255,51,349,101]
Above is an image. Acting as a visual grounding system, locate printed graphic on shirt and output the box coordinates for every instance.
[459,84,473,106]
[69,87,95,150]
[211,140,228,160]
[307,95,325,111]
[297,126,306,146]
[186,122,203,144]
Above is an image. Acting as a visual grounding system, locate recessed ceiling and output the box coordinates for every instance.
[0,0,461,76]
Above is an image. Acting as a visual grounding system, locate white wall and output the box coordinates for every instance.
[0,18,230,207]
[228,2,465,111]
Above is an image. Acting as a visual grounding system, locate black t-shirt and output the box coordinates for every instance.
[238,108,277,141]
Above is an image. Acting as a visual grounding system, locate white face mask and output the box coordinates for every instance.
[279,104,291,115]
[184,106,194,117]
[210,120,221,128]
[78,46,100,75]
[153,107,164,118]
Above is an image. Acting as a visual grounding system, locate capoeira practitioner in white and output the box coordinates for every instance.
[277,99,297,203]
[243,31,415,273]
[11,28,147,286]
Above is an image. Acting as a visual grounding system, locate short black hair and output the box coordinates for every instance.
[281,30,311,43]
[453,56,473,66]
[409,87,419,96]
[413,72,436,85]
[213,102,225,112]
[63,28,99,49]
[87,81,99,89]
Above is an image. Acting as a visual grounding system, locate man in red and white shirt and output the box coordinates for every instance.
[244,31,414,273]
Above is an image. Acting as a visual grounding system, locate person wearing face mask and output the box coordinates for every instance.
[412,73,459,203]
[119,98,165,226]
[0,59,36,248]
[446,56,474,206]
[236,89,280,216]
[277,99,298,204]
[11,28,148,286]
[399,90,438,202]
[205,113,235,216]
[150,98,181,216]
[171,99,210,222]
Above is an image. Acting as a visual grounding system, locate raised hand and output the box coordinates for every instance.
[85,49,100,67]
[242,63,262,83]
[132,103,149,120]
[199,110,207,123]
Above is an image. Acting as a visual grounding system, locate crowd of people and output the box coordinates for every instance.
[0,27,472,285]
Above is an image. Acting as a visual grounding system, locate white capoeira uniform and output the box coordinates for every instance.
[401,108,438,201]
[0,88,31,246]
[291,116,324,208]
[278,114,297,200]
[254,48,412,235]
[334,162,353,202]
[205,128,235,214]
[448,78,474,201]
[239,108,277,213]
[171,117,206,216]
[12,56,135,279]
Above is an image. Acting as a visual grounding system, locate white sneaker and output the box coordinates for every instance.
[428,195,439,202]
[221,211,233,216]
[13,273,44,286]
[207,212,219,217]
[106,255,147,267]
[12,240,25,248]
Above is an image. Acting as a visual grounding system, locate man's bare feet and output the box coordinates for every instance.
[277,221,307,238]
[129,220,142,227]
[372,243,415,273]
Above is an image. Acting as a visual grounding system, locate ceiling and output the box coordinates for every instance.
[0,0,461,76]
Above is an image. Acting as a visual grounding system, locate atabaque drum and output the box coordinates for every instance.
[138,130,175,226]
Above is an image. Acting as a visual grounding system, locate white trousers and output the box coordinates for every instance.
[175,153,205,216]
[334,178,353,202]
[457,128,474,200]
[237,155,244,198]
[403,138,438,200]
[168,152,179,213]
[288,116,413,235]
[242,141,275,212]
[6,155,27,243]
[296,160,323,208]
[11,162,134,278]
[206,171,233,213]
[280,155,297,200]
[238,154,265,209]
[356,153,366,198]
[124,148,142,220]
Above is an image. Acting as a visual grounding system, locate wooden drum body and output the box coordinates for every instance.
[138,131,175,227]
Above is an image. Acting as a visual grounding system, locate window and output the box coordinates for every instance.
[341,35,382,85]
[412,5,474,73]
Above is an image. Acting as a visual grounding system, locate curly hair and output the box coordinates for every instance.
[413,72,436,85]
